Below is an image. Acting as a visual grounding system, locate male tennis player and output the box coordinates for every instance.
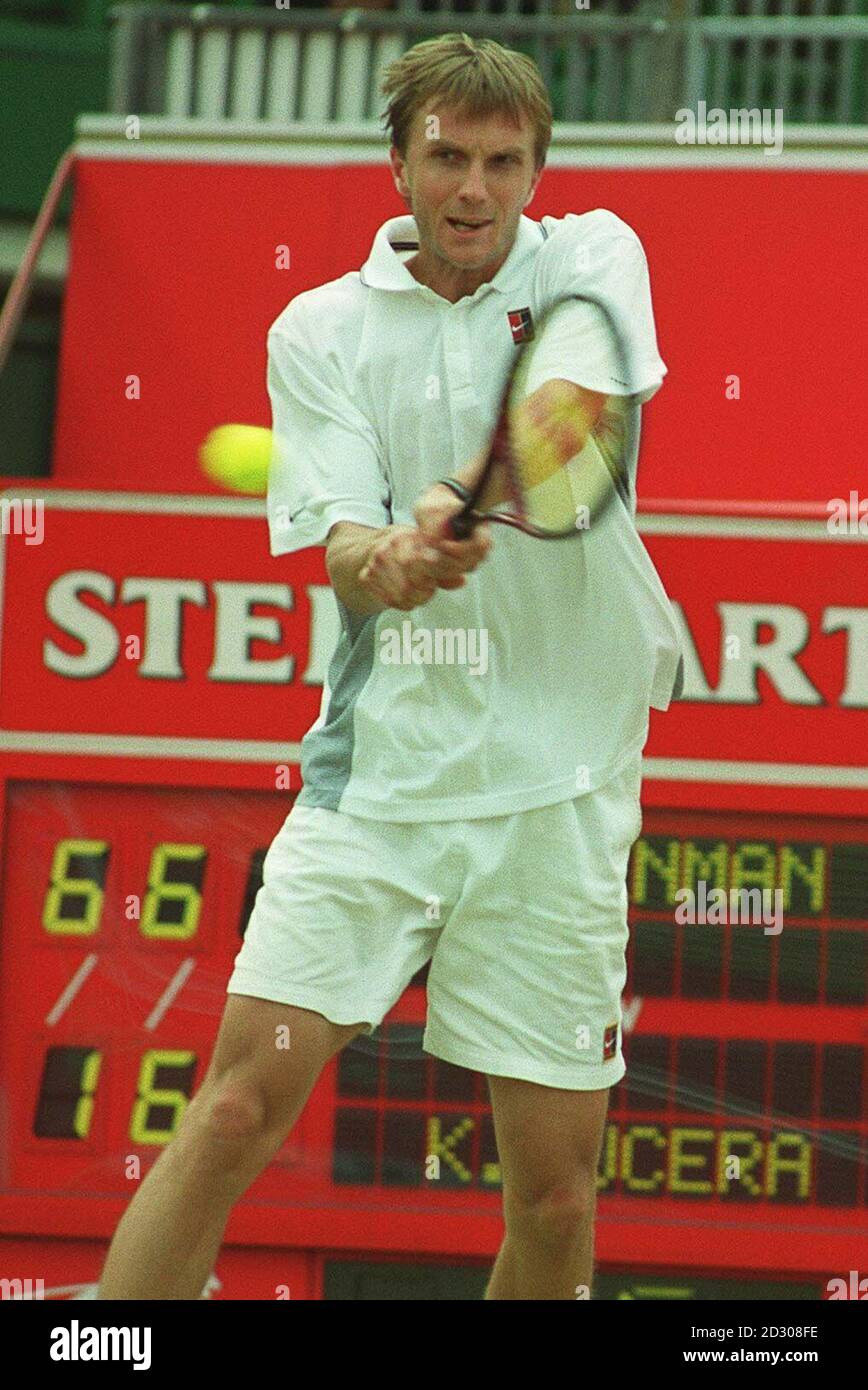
[98,32,682,1301]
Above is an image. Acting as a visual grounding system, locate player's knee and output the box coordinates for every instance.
[203,1085,269,1143]
[504,1180,595,1246]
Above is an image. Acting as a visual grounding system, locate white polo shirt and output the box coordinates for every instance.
[266,208,683,821]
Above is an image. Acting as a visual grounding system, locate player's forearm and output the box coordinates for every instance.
[449,444,509,511]
[446,448,507,513]
[325,521,391,615]
[451,448,488,496]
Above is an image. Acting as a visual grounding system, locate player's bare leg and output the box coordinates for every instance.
[97,998,365,1299]
[484,1076,609,1300]
[485,1193,598,1300]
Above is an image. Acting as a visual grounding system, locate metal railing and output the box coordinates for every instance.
[684,11,868,123]
[107,2,868,125]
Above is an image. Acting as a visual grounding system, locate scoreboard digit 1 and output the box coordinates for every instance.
[0,490,865,1292]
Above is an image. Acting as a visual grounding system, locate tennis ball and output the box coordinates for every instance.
[199,424,273,494]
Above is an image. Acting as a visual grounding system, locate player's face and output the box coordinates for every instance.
[390,103,543,301]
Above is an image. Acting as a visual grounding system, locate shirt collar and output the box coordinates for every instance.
[359,213,544,299]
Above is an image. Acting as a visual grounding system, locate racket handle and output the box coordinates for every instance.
[437,478,476,540]
[449,510,476,539]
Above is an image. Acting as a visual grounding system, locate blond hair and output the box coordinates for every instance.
[380,32,553,170]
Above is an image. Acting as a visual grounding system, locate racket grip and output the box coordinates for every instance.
[449,511,475,539]
[437,478,475,539]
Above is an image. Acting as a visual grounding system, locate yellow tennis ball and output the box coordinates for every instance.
[199,424,273,494]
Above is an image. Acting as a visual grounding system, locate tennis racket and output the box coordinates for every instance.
[447,294,641,540]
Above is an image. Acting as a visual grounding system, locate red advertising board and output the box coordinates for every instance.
[1,495,865,813]
[53,133,867,511]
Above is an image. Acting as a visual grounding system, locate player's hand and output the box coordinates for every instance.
[412,483,493,568]
[358,523,481,612]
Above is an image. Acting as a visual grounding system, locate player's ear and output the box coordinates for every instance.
[523,163,544,209]
[389,146,411,204]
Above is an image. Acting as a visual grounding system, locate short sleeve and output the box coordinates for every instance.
[532,212,667,404]
[266,303,392,557]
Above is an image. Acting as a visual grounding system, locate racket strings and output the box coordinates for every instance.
[454,295,641,540]
[501,438,530,523]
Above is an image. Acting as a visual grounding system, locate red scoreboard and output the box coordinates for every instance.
[0,492,865,1299]
[1,127,865,1299]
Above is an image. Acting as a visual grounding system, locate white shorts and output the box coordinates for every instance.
[227,755,643,1090]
